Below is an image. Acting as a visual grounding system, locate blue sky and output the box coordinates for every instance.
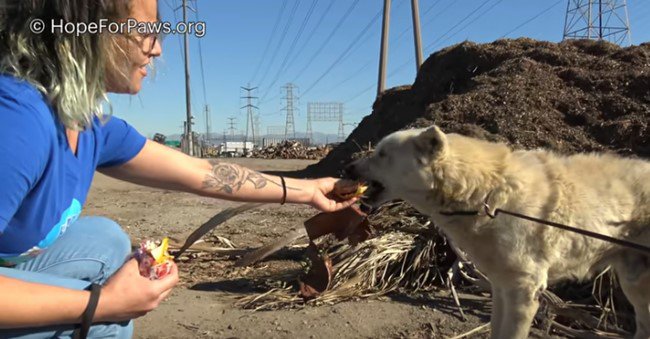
[109,0,650,138]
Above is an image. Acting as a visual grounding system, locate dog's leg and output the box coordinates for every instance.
[615,254,650,339]
[498,278,542,339]
[490,285,505,339]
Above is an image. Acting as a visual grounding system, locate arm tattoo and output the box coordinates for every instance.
[202,160,300,194]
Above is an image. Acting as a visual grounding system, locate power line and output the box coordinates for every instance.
[292,0,409,89]
[285,0,338,74]
[249,0,288,84]
[500,0,563,38]
[301,7,383,97]
[257,0,357,105]
[260,0,320,102]
[424,0,493,53]
[290,0,360,83]
[306,0,415,101]
[342,0,488,107]
[261,108,283,117]
[422,0,455,28]
[164,0,185,63]
[192,0,207,106]
[390,0,443,46]
[343,83,375,105]
[344,0,561,112]
[430,0,506,52]
[316,61,372,98]
[257,0,300,88]
[388,0,504,85]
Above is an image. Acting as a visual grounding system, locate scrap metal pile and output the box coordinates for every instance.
[250,141,331,160]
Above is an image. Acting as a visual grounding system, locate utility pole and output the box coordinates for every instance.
[377,0,391,96]
[204,105,211,145]
[182,0,194,156]
[240,85,258,155]
[411,0,424,71]
[282,83,297,140]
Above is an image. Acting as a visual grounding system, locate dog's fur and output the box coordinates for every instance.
[348,126,650,339]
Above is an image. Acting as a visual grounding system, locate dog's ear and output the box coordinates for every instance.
[413,125,447,161]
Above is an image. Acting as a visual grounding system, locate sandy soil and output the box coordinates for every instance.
[85,158,550,339]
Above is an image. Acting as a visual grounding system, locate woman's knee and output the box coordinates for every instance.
[15,216,132,283]
[0,320,133,339]
[74,216,131,258]
[65,216,132,280]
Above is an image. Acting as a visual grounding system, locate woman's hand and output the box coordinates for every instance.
[95,258,179,322]
[308,178,360,212]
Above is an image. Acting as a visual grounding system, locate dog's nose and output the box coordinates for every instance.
[343,163,359,180]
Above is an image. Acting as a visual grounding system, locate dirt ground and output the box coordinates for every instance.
[84,158,525,339]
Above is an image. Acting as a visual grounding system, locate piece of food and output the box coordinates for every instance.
[134,237,174,280]
[333,180,368,200]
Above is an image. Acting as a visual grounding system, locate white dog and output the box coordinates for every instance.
[346,125,650,339]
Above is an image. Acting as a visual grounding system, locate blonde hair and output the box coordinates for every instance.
[0,0,133,129]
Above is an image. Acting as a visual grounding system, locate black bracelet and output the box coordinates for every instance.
[280,176,287,205]
[73,283,101,339]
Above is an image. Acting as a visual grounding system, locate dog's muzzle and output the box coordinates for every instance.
[342,163,360,181]
[363,180,385,203]
[342,163,385,207]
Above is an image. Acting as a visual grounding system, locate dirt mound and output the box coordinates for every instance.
[299,38,649,177]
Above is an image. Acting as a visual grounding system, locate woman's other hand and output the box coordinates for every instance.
[95,258,179,322]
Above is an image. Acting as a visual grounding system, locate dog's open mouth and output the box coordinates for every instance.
[361,180,385,204]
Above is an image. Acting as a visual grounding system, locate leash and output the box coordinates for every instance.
[439,193,650,255]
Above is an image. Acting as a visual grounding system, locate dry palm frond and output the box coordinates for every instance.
[446,323,490,339]
[238,202,454,310]
[232,201,635,337]
[174,203,264,257]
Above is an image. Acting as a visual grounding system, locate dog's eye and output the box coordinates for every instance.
[378,150,387,158]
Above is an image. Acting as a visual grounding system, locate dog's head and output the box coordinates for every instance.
[345,125,448,207]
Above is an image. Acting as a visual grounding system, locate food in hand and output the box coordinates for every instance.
[334,181,368,200]
[134,237,174,279]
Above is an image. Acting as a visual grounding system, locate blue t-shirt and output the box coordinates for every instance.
[0,74,146,266]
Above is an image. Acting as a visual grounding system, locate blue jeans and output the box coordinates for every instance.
[0,217,133,338]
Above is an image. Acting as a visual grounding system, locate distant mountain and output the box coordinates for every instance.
[163,131,345,146]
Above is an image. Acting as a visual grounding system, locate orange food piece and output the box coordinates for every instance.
[337,184,368,200]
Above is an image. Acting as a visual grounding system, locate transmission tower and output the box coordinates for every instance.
[282,83,298,140]
[307,102,345,143]
[227,117,237,139]
[563,0,631,46]
[240,85,258,154]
